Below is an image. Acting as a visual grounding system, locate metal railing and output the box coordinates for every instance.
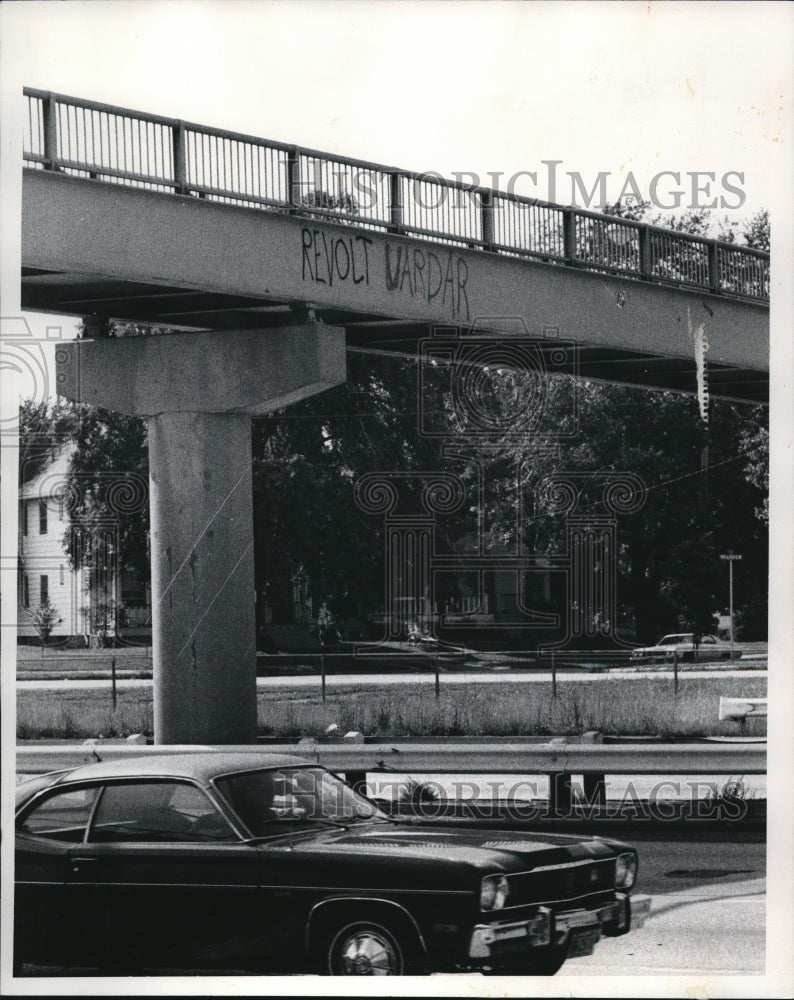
[16,740,766,819]
[17,651,152,669]
[23,88,770,302]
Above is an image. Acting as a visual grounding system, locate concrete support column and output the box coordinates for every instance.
[57,324,345,745]
[148,412,256,744]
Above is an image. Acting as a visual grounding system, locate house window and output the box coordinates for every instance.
[60,564,65,586]
[23,576,30,608]
[39,499,48,534]
[22,501,28,536]
[40,575,49,605]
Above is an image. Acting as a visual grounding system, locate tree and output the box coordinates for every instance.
[740,423,769,526]
[32,599,62,647]
[464,375,767,642]
[19,397,150,608]
[252,350,448,629]
[18,399,79,484]
[717,209,770,253]
[64,404,149,583]
[742,209,770,252]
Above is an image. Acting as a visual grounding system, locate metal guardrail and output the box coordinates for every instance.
[17,653,152,668]
[16,740,766,815]
[22,88,769,302]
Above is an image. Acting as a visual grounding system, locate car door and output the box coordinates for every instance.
[70,778,280,970]
[15,783,101,966]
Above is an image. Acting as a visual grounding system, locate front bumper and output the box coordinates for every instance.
[468,893,652,962]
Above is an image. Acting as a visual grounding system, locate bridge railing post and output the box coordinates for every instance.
[286,148,301,213]
[639,225,652,280]
[480,188,495,251]
[42,93,59,171]
[389,172,403,232]
[563,208,577,264]
[708,239,721,294]
[172,122,187,195]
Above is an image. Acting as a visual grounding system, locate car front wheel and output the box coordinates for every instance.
[326,920,409,975]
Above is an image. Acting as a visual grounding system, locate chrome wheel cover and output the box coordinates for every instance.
[335,927,401,975]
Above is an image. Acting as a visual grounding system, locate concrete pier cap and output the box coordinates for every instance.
[56,324,347,416]
[56,323,346,744]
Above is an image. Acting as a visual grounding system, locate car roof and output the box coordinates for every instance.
[43,751,313,786]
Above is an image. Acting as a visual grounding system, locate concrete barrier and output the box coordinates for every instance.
[719,697,768,721]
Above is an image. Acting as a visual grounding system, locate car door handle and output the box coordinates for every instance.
[70,857,98,872]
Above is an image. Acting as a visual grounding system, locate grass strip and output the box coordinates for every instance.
[17,675,767,741]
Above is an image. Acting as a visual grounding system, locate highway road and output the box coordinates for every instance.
[564,829,765,977]
[15,830,764,980]
[16,667,765,691]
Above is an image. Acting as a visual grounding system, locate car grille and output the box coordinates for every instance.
[505,858,616,908]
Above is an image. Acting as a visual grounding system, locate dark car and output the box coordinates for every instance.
[15,751,650,976]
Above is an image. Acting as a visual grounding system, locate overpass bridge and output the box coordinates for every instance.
[18,89,770,745]
[22,89,768,400]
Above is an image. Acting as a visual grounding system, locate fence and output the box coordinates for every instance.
[23,88,769,302]
[17,651,152,669]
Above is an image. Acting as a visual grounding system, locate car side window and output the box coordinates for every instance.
[88,781,235,843]
[18,786,99,843]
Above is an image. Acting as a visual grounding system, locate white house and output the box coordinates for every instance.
[17,446,151,644]
[18,446,86,641]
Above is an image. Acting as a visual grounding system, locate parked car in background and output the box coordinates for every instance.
[630,633,741,662]
[16,751,650,976]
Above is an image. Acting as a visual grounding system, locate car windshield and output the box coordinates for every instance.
[214,767,388,837]
[657,634,692,645]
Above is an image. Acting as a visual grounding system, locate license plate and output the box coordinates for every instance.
[568,927,599,958]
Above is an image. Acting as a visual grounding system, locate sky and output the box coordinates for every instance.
[1,1,789,214]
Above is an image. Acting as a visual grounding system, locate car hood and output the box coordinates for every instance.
[258,820,626,874]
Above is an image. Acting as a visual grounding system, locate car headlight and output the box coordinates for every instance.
[480,874,510,911]
[615,851,637,890]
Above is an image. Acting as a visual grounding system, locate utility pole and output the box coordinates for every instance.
[720,552,742,659]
